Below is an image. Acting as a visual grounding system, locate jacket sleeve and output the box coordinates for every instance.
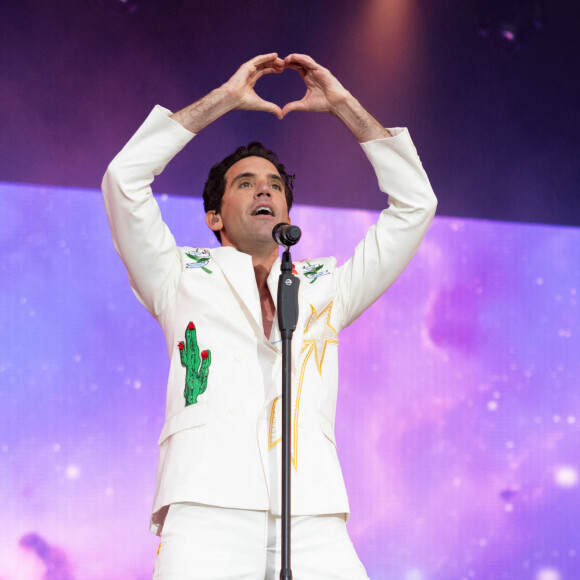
[335,127,438,330]
[101,106,195,318]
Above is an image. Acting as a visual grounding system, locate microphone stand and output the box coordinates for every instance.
[277,245,300,580]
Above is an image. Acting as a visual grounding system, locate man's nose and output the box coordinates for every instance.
[255,182,271,197]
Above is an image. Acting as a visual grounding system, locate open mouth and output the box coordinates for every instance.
[252,206,274,217]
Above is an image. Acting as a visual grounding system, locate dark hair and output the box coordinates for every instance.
[203,141,295,242]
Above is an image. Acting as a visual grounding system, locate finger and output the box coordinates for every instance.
[236,53,279,80]
[248,58,285,85]
[284,62,307,79]
[284,53,320,70]
[235,53,277,77]
[250,54,285,73]
[252,62,285,82]
[249,52,280,67]
[256,59,285,73]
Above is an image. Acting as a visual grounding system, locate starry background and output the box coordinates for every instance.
[1,1,580,577]
[1,181,579,580]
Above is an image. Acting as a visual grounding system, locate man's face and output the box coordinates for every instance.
[207,156,290,254]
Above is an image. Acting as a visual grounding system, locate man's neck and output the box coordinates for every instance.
[251,252,278,339]
[252,252,278,291]
[221,238,279,291]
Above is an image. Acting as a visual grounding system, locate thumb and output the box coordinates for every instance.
[252,96,284,120]
[281,99,307,117]
[264,102,284,120]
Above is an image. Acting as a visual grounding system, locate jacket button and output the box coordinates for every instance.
[234,353,243,362]
[228,406,238,416]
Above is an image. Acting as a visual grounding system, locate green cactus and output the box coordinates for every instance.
[178,321,211,406]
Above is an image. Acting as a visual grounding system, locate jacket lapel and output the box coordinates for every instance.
[210,247,263,335]
[266,256,281,313]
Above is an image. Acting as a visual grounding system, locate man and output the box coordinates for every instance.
[102,53,437,579]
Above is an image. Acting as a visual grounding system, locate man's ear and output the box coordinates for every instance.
[205,210,223,232]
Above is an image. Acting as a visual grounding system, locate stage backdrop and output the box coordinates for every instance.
[1,182,579,580]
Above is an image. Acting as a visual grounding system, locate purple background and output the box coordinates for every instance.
[1,0,579,226]
[1,182,579,580]
[2,1,580,577]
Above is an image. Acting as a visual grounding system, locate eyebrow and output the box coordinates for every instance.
[230,172,284,186]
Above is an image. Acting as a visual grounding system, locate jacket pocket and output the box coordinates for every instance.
[158,401,209,445]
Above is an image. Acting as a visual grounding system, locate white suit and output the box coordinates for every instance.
[102,105,437,536]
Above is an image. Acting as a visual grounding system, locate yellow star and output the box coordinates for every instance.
[267,301,339,468]
[303,302,338,375]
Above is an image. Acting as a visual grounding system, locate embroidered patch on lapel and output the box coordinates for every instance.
[185,248,213,274]
[178,322,212,406]
[300,260,330,284]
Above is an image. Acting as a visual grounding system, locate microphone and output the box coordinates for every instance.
[272,223,301,247]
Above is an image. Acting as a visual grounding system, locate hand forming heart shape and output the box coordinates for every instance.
[224,52,350,120]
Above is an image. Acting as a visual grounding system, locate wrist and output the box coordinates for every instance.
[328,90,356,117]
[215,84,242,113]
[171,86,237,134]
[332,95,390,142]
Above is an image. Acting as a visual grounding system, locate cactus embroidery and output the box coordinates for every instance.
[178,322,212,406]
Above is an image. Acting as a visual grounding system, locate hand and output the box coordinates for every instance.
[222,53,285,119]
[281,53,350,117]
[171,52,388,141]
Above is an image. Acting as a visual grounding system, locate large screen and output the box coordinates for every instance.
[1,182,579,580]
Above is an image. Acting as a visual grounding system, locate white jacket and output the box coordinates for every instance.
[102,105,437,535]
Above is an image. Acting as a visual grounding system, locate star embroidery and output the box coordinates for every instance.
[302,302,338,375]
[267,301,339,470]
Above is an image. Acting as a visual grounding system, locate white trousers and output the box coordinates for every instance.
[153,503,369,580]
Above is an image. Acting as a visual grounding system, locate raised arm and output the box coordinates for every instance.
[281,53,391,143]
[277,56,437,328]
[102,54,285,318]
[171,53,285,132]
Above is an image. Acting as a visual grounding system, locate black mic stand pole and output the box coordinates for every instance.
[277,244,300,580]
